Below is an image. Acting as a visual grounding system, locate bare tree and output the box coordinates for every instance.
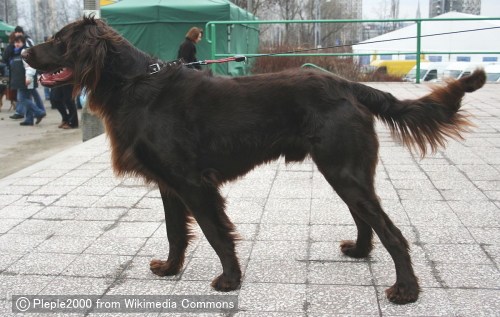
[33,0,56,42]
[250,0,359,48]
[0,0,18,25]
[270,0,302,44]
[390,0,400,30]
[374,0,401,32]
[16,2,34,37]
[12,0,81,44]
[55,0,82,30]
[251,0,303,46]
[318,1,351,47]
[230,0,265,16]
[294,0,353,48]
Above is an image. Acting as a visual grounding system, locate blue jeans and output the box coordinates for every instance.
[15,93,26,115]
[18,89,45,124]
[17,88,45,115]
[31,88,46,112]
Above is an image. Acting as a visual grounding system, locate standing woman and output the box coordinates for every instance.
[177,27,203,70]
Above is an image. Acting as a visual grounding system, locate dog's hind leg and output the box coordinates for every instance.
[310,107,419,303]
[340,209,374,258]
[150,186,194,276]
[177,184,241,291]
[314,154,419,303]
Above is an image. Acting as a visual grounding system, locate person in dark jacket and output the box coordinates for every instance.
[3,32,18,114]
[9,35,45,126]
[2,26,35,68]
[3,26,45,115]
[177,27,203,70]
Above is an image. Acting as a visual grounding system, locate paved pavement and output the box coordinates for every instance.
[0,83,498,316]
[0,93,82,179]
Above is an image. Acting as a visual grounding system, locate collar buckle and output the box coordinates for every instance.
[149,63,161,74]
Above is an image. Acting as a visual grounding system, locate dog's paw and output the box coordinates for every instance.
[385,282,420,304]
[149,259,181,276]
[340,240,372,258]
[210,274,241,292]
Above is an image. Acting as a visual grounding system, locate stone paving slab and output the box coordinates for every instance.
[0,83,499,316]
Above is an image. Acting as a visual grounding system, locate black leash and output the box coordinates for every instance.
[184,55,247,67]
[149,56,247,74]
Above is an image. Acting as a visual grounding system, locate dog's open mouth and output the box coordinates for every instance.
[39,67,73,87]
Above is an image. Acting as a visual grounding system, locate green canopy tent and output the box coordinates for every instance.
[0,20,15,45]
[101,0,259,75]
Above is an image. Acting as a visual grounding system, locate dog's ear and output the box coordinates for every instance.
[71,19,111,92]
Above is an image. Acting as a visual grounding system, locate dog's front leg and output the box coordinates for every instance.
[178,183,241,291]
[150,186,194,276]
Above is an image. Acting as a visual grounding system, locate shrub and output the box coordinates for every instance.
[251,46,402,82]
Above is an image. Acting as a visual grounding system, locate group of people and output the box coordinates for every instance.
[2,26,45,126]
[2,26,78,129]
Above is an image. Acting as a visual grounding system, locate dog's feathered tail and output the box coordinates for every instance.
[351,69,486,157]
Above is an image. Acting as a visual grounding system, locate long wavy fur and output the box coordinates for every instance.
[352,69,485,156]
[56,16,124,109]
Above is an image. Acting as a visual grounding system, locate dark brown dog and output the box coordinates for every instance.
[23,17,485,304]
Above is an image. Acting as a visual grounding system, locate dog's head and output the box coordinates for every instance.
[23,16,123,93]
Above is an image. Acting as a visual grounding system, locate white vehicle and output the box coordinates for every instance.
[443,62,485,80]
[404,62,448,82]
[485,64,500,82]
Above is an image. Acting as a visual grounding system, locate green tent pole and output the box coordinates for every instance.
[210,23,217,72]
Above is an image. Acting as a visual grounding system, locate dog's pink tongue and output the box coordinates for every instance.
[39,68,73,86]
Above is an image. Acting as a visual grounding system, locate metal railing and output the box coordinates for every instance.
[205,17,500,83]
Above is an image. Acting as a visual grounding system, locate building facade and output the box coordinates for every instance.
[429,0,481,18]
